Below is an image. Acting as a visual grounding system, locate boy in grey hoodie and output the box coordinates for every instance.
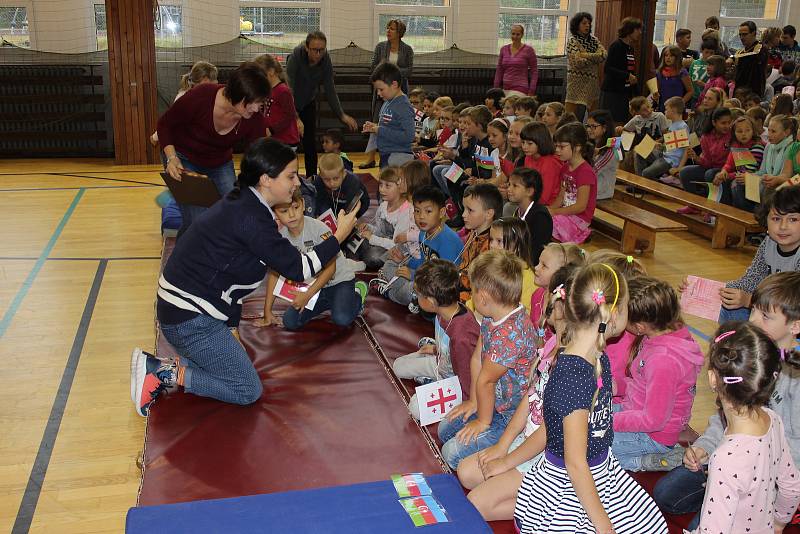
[653,271,800,529]
[363,62,415,169]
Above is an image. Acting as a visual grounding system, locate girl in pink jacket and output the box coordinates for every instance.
[611,276,704,471]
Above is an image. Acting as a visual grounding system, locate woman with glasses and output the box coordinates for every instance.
[157,62,271,237]
[287,31,358,177]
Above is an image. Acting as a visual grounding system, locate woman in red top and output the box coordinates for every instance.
[255,54,300,148]
[157,62,270,236]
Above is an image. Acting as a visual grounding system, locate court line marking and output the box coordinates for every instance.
[11,260,107,534]
[52,173,163,187]
[0,256,161,261]
[0,184,159,192]
[687,325,711,342]
[0,188,85,339]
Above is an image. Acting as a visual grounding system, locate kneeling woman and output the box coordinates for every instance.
[131,139,359,416]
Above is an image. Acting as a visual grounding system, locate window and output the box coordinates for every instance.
[720,0,780,19]
[376,14,445,53]
[376,0,445,5]
[0,6,28,48]
[94,4,106,51]
[653,0,678,49]
[154,5,183,48]
[497,1,568,55]
[240,5,321,49]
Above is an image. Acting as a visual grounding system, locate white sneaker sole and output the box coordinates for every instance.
[131,347,148,417]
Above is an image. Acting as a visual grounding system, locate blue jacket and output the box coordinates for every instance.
[408,225,464,273]
[377,94,415,155]
[157,186,340,326]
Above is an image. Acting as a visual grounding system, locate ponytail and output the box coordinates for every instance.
[553,122,594,165]
[179,73,191,92]
[230,138,297,200]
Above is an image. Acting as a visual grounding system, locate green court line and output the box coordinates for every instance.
[0,188,85,339]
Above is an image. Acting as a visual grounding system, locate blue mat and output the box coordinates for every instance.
[127,474,490,533]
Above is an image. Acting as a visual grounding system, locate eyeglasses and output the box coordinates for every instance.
[309,47,326,54]
[587,123,603,129]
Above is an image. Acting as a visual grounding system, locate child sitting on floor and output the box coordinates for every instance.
[684,323,800,534]
[356,166,411,271]
[374,185,462,309]
[321,128,353,172]
[514,96,538,119]
[392,259,480,420]
[438,249,536,469]
[458,183,503,303]
[520,122,563,206]
[489,217,537,313]
[261,189,368,331]
[311,153,370,219]
[505,167,553,265]
[541,102,565,138]
[549,122,598,244]
[530,242,586,336]
[612,276,704,471]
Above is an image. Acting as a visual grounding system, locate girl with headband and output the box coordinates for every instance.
[515,263,667,534]
[682,322,800,534]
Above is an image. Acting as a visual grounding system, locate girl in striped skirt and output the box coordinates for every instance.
[514,263,667,534]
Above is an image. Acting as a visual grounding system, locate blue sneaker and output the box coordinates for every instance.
[131,347,176,417]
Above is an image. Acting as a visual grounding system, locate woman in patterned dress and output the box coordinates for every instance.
[565,12,607,122]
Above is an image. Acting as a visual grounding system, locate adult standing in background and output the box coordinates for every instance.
[494,24,538,97]
[565,12,606,122]
[732,21,769,98]
[157,62,270,237]
[361,19,415,170]
[600,17,643,125]
[287,31,358,177]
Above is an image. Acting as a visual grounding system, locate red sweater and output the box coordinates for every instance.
[265,82,300,145]
[157,83,266,168]
[524,154,563,206]
[699,130,730,169]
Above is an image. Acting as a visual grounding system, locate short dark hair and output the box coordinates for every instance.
[425,91,440,102]
[675,28,691,39]
[783,25,797,38]
[486,88,505,110]
[463,183,503,220]
[235,139,297,197]
[751,271,800,321]
[705,16,720,29]
[704,107,732,135]
[569,12,592,36]
[781,60,796,76]
[305,31,327,46]
[771,184,800,216]
[322,128,344,147]
[414,259,460,306]
[520,122,555,156]
[370,62,402,86]
[509,167,543,203]
[618,17,642,39]
[514,96,539,112]
[224,62,270,105]
[412,184,447,209]
[700,39,717,51]
[739,21,757,35]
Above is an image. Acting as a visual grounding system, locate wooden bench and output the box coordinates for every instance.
[615,170,762,248]
[593,198,688,254]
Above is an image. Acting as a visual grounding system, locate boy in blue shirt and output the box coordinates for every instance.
[634,96,690,185]
[373,185,463,309]
[363,62,415,169]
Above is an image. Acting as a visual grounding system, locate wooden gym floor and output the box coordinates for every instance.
[0,156,753,533]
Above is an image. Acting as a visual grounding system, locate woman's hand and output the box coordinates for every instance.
[342,114,358,132]
[333,206,360,243]
[166,155,184,180]
[296,118,305,137]
[734,173,745,184]
[396,266,411,280]
[763,174,783,188]
[254,311,281,327]
[480,456,510,480]
[628,74,638,85]
[477,443,506,467]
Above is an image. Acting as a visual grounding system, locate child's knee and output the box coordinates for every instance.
[234,370,263,405]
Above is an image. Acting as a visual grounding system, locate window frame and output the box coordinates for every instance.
[653,0,682,48]
[0,2,31,48]
[239,1,322,49]
[496,1,579,56]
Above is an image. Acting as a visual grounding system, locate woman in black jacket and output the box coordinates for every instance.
[131,139,360,416]
[600,17,643,124]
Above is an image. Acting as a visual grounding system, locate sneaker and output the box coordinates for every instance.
[677,205,700,215]
[703,213,716,225]
[408,301,420,314]
[640,446,685,471]
[131,347,176,417]
[358,161,376,169]
[369,277,389,295]
[413,376,435,386]
[354,280,368,306]
[418,336,436,349]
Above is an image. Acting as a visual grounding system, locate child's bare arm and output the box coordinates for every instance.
[448,338,483,421]
[456,360,507,444]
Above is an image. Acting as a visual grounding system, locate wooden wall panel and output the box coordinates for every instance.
[105,0,159,164]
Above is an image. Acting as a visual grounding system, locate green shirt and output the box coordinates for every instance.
[787,142,800,175]
[689,59,708,99]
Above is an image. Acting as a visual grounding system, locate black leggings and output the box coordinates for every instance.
[298,102,317,177]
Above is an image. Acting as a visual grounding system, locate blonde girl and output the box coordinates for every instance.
[542,102,565,137]
[357,166,411,270]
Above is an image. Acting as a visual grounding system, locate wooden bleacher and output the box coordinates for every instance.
[592,198,688,254]
[615,170,762,249]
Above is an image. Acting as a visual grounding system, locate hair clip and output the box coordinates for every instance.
[597,375,604,389]
[598,322,607,334]
[714,330,736,343]
[592,289,606,305]
[722,376,743,384]
[626,255,634,263]
[536,327,546,338]
[552,284,566,301]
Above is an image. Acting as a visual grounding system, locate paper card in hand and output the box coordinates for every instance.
[680,275,724,322]
[318,209,338,233]
[744,173,761,203]
[621,130,635,151]
[416,376,463,426]
[688,132,701,148]
[664,129,690,150]
[273,275,319,311]
[634,135,657,159]
[346,235,365,254]
[444,162,464,183]
[160,171,221,208]
[646,78,658,94]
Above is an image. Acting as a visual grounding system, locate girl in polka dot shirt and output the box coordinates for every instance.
[687,322,800,534]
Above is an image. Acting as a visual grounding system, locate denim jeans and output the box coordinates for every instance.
[730,181,757,212]
[718,304,751,323]
[635,154,672,180]
[160,314,263,405]
[438,409,513,469]
[379,152,414,169]
[653,466,706,530]
[679,165,723,200]
[282,279,362,331]
[432,164,452,198]
[611,431,672,471]
[380,259,414,307]
[163,151,236,238]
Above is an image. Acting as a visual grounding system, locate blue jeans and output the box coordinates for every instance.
[163,151,236,237]
[718,304,751,323]
[282,279,362,331]
[611,431,672,471]
[679,165,722,199]
[730,181,756,212]
[653,466,706,530]
[438,410,512,469]
[160,314,262,405]
[379,152,414,169]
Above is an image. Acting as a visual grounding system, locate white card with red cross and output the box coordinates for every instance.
[416,376,463,426]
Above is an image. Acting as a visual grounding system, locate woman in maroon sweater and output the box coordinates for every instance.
[157,62,270,236]
[256,54,300,148]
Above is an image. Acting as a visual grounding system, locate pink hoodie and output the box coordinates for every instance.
[613,326,704,446]
[606,330,637,400]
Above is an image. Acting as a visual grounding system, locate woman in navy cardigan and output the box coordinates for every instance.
[131,139,360,416]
